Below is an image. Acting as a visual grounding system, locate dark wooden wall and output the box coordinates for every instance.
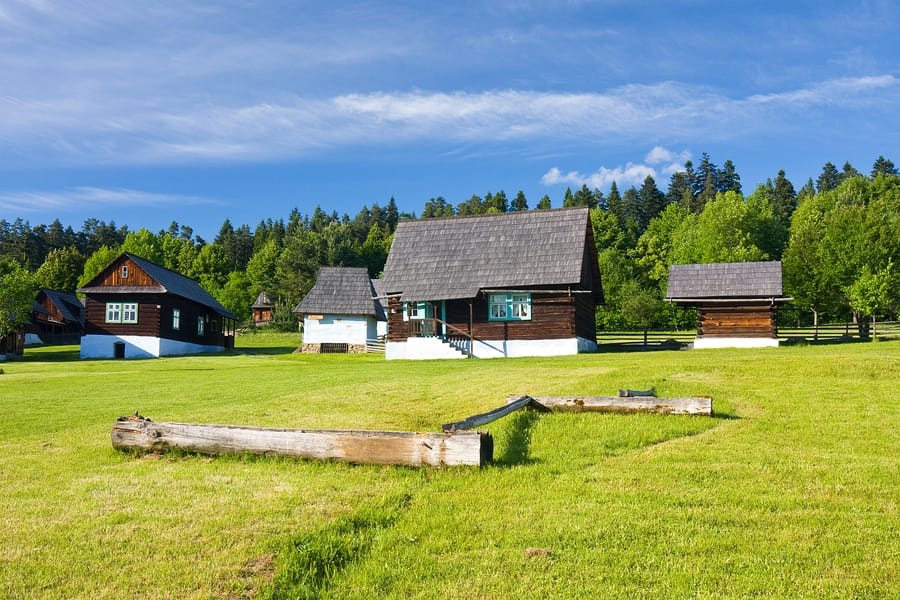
[386,290,597,343]
[697,304,777,338]
[84,293,231,348]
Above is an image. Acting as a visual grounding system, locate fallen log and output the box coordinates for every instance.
[112,415,492,467]
[442,394,549,432]
[508,395,712,416]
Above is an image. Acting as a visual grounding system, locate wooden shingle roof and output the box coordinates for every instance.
[381,208,599,301]
[666,261,784,301]
[38,289,84,324]
[78,253,237,320]
[294,267,386,319]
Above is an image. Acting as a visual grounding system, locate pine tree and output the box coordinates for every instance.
[607,182,623,225]
[817,162,840,193]
[718,160,742,194]
[871,155,898,178]
[511,191,528,211]
[536,195,552,210]
[772,169,797,227]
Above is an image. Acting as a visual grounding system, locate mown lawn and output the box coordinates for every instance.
[1,335,897,599]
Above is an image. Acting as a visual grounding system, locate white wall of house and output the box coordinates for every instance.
[303,314,376,345]
[80,334,226,359]
[693,336,779,349]
[386,336,596,360]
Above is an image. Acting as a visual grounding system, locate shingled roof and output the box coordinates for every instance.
[37,288,84,323]
[381,207,600,301]
[78,253,236,320]
[293,267,386,319]
[666,261,785,301]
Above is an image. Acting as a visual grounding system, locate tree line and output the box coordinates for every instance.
[2,155,898,340]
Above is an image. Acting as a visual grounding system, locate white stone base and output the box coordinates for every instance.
[386,337,596,360]
[692,336,779,349]
[80,334,227,359]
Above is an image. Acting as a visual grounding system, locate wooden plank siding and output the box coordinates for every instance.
[697,304,777,338]
[386,290,595,343]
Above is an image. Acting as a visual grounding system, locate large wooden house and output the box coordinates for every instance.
[666,261,790,349]
[293,267,385,353]
[380,207,603,359]
[30,288,84,345]
[78,253,236,359]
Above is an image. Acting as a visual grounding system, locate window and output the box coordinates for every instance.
[121,265,128,279]
[172,308,181,331]
[105,302,138,324]
[122,303,138,323]
[403,301,427,321]
[105,303,122,323]
[197,316,205,336]
[488,293,532,321]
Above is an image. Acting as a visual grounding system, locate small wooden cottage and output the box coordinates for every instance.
[31,288,84,344]
[0,326,25,358]
[78,253,236,359]
[666,261,790,349]
[293,267,386,353]
[380,207,603,359]
[250,291,274,327]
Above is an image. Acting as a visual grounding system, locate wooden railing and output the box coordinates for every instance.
[408,318,475,357]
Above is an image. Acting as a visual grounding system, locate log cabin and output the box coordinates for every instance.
[665,261,790,349]
[293,267,386,353]
[78,253,236,359]
[30,288,84,344]
[250,291,274,327]
[380,207,603,359]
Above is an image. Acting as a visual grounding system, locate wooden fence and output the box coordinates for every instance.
[597,321,900,349]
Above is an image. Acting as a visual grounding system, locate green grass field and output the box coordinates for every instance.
[1,334,897,599]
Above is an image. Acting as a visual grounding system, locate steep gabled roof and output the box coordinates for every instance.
[78,253,237,320]
[251,291,273,309]
[381,208,599,301]
[38,289,84,323]
[293,267,385,320]
[666,261,784,301]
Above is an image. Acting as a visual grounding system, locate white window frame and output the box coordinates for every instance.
[488,293,532,321]
[122,303,138,324]
[172,308,181,331]
[403,301,427,321]
[197,316,205,336]
[105,302,122,323]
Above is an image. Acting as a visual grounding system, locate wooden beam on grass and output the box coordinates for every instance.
[442,395,549,432]
[112,414,492,467]
[508,395,712,416]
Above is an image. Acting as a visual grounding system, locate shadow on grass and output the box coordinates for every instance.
[492,409,543,467]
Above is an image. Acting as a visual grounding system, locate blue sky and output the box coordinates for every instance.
[1,0,898,241]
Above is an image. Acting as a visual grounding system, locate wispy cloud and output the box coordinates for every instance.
[3,75,897,167]
[0,187,217,214]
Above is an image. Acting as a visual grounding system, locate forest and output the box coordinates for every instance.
[2,153,899,339]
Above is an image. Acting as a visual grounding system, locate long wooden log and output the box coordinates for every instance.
[442,395,549,432]
[112,416,492,467]
[508,395,712,416]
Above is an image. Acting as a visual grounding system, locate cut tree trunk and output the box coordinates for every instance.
[510,395,712,416]
[111,415,492,467]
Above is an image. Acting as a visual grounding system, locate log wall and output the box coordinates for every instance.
[697,304,777,338]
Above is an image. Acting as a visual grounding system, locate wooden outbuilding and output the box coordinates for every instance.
[666,261,790,349]
[293,267,386,353]
[250,291,274,327]
[30,288,84,344]
[78,253,236,359]
[380,207,603,359]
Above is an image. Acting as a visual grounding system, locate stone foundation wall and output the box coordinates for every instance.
[301,343,368,354]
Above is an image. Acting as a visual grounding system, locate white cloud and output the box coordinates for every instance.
[541,146,691,190]
[3,73,895,167]
[0,187,217,213]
